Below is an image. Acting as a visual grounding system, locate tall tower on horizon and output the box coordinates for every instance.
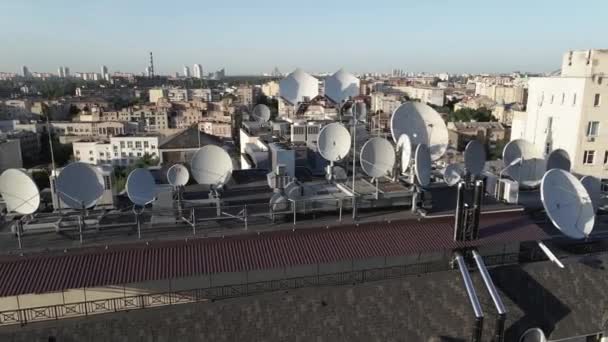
[148,52,155,77]
[193,64,203,79]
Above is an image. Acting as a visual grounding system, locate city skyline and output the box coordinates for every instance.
[1,0,607,74]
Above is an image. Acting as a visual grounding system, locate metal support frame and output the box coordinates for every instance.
[472,250,507,342]
[454,252,484,342]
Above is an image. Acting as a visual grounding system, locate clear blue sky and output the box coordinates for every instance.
[1,0,606,75]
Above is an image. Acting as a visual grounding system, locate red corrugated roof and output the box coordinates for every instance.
[0,212,547,297]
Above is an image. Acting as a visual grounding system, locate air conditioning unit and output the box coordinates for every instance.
[499,179,519,204]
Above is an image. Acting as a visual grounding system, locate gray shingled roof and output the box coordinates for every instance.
[159,126,223,149]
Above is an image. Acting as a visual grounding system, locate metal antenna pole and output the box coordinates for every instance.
[352,118,357,219]
[45,110,61,212]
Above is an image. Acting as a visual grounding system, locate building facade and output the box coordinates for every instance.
[511,49,608,179]
[73,136,160,166]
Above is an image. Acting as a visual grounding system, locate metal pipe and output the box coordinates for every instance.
[454,181,465,241]
[472,250,506,342]
[472,180,484,240]
[455,252,484,342]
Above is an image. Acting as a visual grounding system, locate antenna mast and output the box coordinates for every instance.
[149,52,155,77]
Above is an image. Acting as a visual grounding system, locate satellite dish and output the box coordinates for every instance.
[167,164,190,187]
[126,168,157,206]
[464,140,486,176]
[270,193,289,211]
[332,166,348,182]
[414,144,432,187]
[0,169,40,215]
[520,328,547,342]
[317,123,351,162]
[546,149,571,172]
[324,69,360,104]
[443,164,464,187]
[540,169,595,239]
[390,102,449,161]
[502,139,545,188]
[360,137,395,178]
[353,102,367,122]
[56,162,104,209]
[251,104,271,123]
[191,145,233,186]
[396,134,412,173]
[580,175,602,212]
[284,181,303,200]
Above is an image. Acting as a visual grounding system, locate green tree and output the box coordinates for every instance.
[447,107,496,123]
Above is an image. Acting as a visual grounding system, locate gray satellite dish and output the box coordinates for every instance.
[546,149,571,172]
[396,134,412,174]
[284,181,303,200]
[56,162,104,209]
[360,137,395,178]
[0,169,40,215]
[519,328,547,342]
[443,164,464,187]
[126,168,157,206]
[414,144,432,187]
[541,169,595,239]
[191,145,233,186]
[580,175,602,212]
[252,104,271,123]
[353,102,367,122]
[332,166,348,182]
[317,123,351,162]
[464,140,486,176]
[390,102,449,161]
[167,164,189,187]
[270,192,289,211]
[502,139,545,188]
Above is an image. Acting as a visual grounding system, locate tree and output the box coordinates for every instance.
[447,107,496,123]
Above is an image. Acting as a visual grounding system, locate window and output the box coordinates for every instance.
[137,152,142,157]
[573,93,577,106]
[103,176,111,190]
[128,152,133,157]
[583,150,595,165]
[99,152,104,157]
[76,150,80,155]
[89,157,94,162]
[121,152,126,157]
[587,121,600,137]
[151,145,156,149]
[127,141,133,148]
[550,94,554,104]
[144,141,149,148]
[594,94,601,107]
[89,150,93,155]
[114,152,118,157]
[135,141,142,148]
[120,141,125,148]
[113,145,118,151]
[599,77,603,85]
[561,93,565,105]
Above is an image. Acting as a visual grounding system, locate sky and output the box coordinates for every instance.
[1,0,607,75]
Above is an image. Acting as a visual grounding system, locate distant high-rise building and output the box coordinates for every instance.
[183,66,191,78]
[101,65,109,81]
[21,66,30,78]
[58,67,65,78]
[148,52,155,78]
[64,67,70,77]
[193,64,203,79]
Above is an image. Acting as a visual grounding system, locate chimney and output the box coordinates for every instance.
[455,252,484,342]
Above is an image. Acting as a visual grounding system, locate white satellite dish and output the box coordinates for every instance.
[360,137,395,178]
[464,140,486,176]
[396,134,412,174]
[167,164,190,187]
[317,123,351,162]
[56,162,104,209]
[390,102,449,161]
[540,169,595,239]
[251,104,271,122]
[580,175,602,212]
[443,164,464,187]
[190,145,233,186]
[126,168,157,206]
[546,149,571,172]
[324,69,360,104]
[414,144,432,187]
[502,139,545,188]
[0,169,40,215]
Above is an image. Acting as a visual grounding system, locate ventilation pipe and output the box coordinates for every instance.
[453,181,465,241]
[471,180,484,240]
[455,252,484,342]
[472,250,507,342]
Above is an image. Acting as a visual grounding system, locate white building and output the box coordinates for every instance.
[392,86,445,107]
[371,92,402,114]
[183,66,191,78]
[73,135,160,166]
[511,49,608,179]
[193,64,203,79]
